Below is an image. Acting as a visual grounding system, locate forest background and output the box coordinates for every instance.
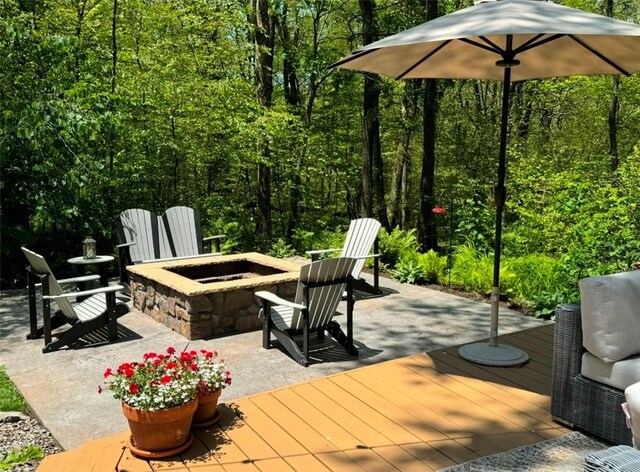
[2,0,639,314]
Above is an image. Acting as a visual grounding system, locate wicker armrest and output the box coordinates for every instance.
[554,303,585,377]
[551,303,584,423]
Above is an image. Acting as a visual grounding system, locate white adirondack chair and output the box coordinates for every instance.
[255,257,358,367]
[162,206,226,257]
[116,206,225,283]
[116,208,172,264]
[22,247,128,353]
[306,218,382,295]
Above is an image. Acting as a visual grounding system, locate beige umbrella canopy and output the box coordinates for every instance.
[333,0,640,81]
[332,0,640,366]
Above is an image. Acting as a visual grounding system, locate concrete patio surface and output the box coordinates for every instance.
[0,270,548,451]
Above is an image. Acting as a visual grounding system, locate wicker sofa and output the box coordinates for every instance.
[551,270,640,445]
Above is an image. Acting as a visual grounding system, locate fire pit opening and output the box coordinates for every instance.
[167,260,286,284]
[127,253,301,340]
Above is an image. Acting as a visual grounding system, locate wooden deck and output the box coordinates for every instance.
[38,324,569,471]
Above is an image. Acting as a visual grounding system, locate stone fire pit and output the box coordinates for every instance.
[128,252,301,339]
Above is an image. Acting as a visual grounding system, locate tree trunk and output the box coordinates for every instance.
[171,115,178,194]
[401,150,411,229]
[252,0,274,247]
[388,80,420,229]
[418,0,439,251]
[106,0,118,218]
[278,3,302,242]
[359,0,379,221]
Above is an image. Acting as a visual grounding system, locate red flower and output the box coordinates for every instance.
[166,362,177,370]
[124,368,135,378]
[180,352,193,363]
[153,359,162,367]
[129,383,140,394]
[205,351,213,360]
[103,368,112,378]
[166,346,176,355]
[190,363,199,371]
[160,375,172,384]
[225,377,232,386]
[143,352,157,360]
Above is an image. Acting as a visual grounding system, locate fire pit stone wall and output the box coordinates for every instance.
[128,253,301,340]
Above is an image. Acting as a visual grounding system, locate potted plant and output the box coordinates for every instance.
[100,346,200,458]
[191,349,232,428]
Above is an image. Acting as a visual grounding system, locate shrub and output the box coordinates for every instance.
[267,238,296,258]
[391,258,427,284]
[504,254,565,315]
[450,245,494,295]
[379,227,418,267]
[395,250,447,284]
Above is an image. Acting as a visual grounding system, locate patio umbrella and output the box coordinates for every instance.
[331,0,640,366]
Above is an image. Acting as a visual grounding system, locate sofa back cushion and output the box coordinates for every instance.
[580,270,640,363]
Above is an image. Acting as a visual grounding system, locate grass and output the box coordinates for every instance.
[0,365,29,414]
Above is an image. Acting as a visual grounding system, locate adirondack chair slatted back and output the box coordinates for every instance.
[21,247,78,320]
[288,257,356,331]
[117,209,161,262]
[341,218,381,279]
[163,206,204,258]
[157,215,173,259]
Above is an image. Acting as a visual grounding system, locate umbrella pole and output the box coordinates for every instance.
[458,48,529,367]
[490,64,511,348]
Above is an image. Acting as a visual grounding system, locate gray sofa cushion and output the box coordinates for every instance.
[581,352,640,391]
[580,271,640,363]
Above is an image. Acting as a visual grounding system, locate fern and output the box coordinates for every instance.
[379,227,418,266]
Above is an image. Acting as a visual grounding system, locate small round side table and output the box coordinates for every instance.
[67,255,115,288]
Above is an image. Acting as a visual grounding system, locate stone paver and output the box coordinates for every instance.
[0,272,548,450]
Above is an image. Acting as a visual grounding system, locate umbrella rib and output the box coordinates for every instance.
[459,37,502,54]
[514,33,565,54]
[568,35,631,76]
[395,40,451,80]
[328,48,379,70]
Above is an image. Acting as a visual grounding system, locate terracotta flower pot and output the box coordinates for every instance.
[193,389,222,427]
[122,399,197,452]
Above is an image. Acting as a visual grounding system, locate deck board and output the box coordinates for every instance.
[38,324,567,472]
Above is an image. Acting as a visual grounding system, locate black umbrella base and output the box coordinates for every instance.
[458,342,529,367]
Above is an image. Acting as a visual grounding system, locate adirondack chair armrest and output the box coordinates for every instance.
[57,275,101,285]
[306,248,341,256]
[43,285,125,300]
[352,254,380,260]
[34,274,101,289]
[306,248,342,262]
[203,234,226,241]
[116,242,136,249]
[255,291,306,310]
